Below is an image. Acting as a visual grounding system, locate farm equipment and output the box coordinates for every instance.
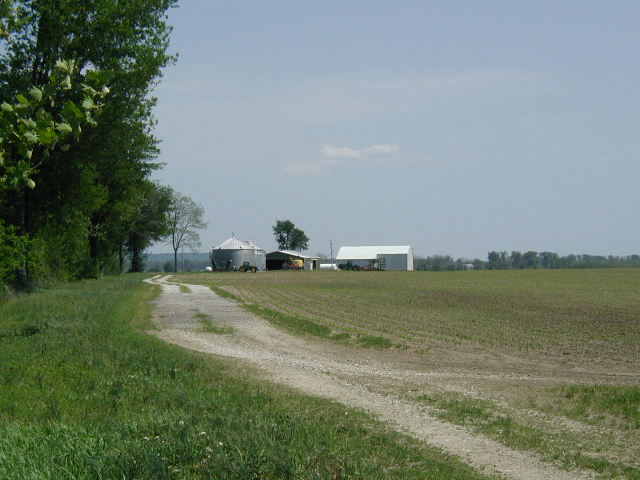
[338,259,385,271]
[238,261,258,273]
[283,258,304,270]
[211,259,232,271]
[210,259,258,272]
[338,261,360,271]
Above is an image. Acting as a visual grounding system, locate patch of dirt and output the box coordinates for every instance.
[144,275,637,480]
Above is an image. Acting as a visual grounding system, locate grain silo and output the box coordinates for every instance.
[210,235,266,271]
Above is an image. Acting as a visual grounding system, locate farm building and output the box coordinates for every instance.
[336,246,414,271]
[210,235,266,271]
[266,250,320,270]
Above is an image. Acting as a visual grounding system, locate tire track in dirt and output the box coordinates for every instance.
[145,275,595,480]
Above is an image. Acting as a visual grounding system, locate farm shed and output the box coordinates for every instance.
[210,235,266,271]
[266,250,320,270]
[336,246,414,271]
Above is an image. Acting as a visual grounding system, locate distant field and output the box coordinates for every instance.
[181,269,640,364]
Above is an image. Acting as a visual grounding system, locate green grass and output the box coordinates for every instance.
[357,334,395,349]
[193,311,235,335]
[210,285,335,337]
[0,274,495,480]
[416,392,640,479]
[546,385,640,429]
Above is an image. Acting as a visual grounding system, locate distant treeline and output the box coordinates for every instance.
[415,252,640,271]
[146,259,211,273]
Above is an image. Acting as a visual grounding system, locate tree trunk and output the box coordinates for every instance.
[174,248,178,273]
[118,244,124,273]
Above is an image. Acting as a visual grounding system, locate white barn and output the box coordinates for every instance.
[336,246,414,271]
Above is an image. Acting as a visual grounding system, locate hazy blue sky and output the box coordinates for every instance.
[151,0,639,259]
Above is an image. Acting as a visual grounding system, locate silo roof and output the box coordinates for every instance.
[213,235,264,251]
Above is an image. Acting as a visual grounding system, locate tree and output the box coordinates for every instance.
[273,219,309,251]
[125,181,173,272]
[166,192,207,273]
[0,0,177,283]
[0,59,109,286]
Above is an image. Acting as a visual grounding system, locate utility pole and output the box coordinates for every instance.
[330,239,333,264]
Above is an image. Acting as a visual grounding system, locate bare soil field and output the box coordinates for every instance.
[148,269,640,480]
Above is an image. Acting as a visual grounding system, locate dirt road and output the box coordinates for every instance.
[145,275,596,480]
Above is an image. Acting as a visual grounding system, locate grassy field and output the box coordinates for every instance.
[179,268,640,479]
[0,274,496,480]
[181,268,640,363]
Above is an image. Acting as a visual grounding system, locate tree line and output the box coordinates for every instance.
[415,252,640,271]
[0,1,205,293]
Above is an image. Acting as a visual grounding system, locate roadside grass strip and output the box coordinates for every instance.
[550,385,640,429]
[210,284,400,348]
[0,275,496,480]
[192,311,235,335]
[415,392,640,479]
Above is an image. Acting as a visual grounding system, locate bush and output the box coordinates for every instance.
[0,221,30,292]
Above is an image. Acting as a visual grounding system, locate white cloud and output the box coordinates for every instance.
[361,143,400,155]
[284,143,401,174]
[321,145,362,159]
[320,143,400,159]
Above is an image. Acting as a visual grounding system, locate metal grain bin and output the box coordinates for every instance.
[210,235,266,271]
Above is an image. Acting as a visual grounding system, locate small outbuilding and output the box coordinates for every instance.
[336,245,414,271]
[266,250,320,270]
[210,235,266,271]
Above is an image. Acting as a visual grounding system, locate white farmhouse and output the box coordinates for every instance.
[336,246,414,271]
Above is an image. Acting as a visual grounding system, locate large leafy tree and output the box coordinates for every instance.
[0,0,178,282]
[125,181,173,273]
[166,192,208,273]
[273,219,309,251]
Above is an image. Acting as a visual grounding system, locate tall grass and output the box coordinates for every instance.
[0,274,494,480]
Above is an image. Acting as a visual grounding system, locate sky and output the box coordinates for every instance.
[150,0,640,259]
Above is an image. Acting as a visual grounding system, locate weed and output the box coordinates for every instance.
[358,334,394,349]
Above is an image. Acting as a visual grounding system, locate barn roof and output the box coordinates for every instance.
[213,235,264,251]
[267,250,319,260]
[336,246,412,260]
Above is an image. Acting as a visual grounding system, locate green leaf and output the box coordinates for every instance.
[0,151,4,166]
[18,144,32,159]
[60,143,70,152]
[16,94,29,105]
[1,102,13,113]
[62,101,84,121]
[83,85,97,97]
[24,131,38,144]
[56,123,73,135]
[39,128,58,145]
[29,86,43,102]
[21,118,37,129]
[81,97,95,110]
[55,59,67,71]
[61,75,71,89]
[25,178,35,189]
